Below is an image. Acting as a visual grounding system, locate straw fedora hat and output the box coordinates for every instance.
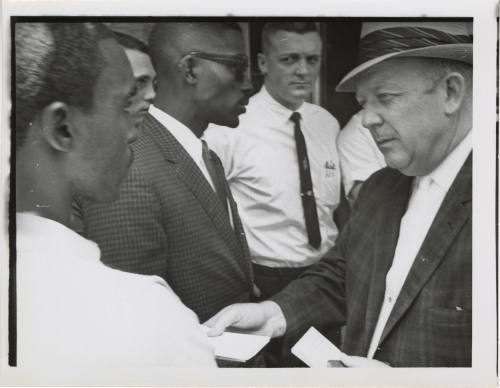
[336,21,473,92]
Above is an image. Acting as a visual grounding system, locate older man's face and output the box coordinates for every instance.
[356,58,454,177]
[259,30,322,111]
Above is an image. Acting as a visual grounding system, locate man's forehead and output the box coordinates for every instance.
[355,58,427,93]
[267,30,321,52]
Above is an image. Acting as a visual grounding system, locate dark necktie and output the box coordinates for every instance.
[201,140,228,217]
[290,112,321,249]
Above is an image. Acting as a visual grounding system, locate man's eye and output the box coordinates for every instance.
[280,56,296,64]
[135,79,147,90]
[377,93,396,103]
[307,56,320,65]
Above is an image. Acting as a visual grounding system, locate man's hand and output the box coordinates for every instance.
[204,301,287,338]
[337,353,391,368]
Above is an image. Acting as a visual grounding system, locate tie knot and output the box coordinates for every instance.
[416,176,432,191]
[290,112,301,124]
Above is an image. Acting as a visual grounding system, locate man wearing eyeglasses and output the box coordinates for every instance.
[204,22,341,299]
[81,22,255,326]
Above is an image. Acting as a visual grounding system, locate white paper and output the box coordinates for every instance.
[291,326,343,368]
[201,326,270,362]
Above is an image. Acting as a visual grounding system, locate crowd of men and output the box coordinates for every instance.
[14,20,472,371]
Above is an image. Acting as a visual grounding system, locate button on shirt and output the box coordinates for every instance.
[204,86,341,268]
[367,130,472,358]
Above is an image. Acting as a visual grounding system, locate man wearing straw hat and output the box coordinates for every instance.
[205,21,473,367]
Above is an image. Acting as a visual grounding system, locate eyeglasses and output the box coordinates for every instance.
[182,51,249,82]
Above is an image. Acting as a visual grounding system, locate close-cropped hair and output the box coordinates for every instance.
[148,21,242,77]
[15,22,114,148]
[261,22,319,53]
[421,58,473,93]
[112,30,149,54]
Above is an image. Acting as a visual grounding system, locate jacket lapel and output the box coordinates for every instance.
[361,172,413,354]
[378,154,472,345]
[143,114,244,265]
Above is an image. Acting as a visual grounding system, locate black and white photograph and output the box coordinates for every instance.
[0,0,497,386]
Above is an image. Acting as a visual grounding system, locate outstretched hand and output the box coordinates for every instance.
[204,301,287,338]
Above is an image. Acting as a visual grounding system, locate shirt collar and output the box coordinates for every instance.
[148,104,203,165]
[258,85,307,125]
[426,129,472,192]
[16,212,100,262]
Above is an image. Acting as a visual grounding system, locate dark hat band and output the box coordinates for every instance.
[357,26,473,65]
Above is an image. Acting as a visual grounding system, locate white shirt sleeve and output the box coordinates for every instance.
[337,111,386,195]
[134,275,217,367]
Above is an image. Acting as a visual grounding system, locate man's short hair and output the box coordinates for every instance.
[112,30,149,55]
[148,22,242,77]
[15,22,113,148]
[261,22,319,54]
[422,58,473,92]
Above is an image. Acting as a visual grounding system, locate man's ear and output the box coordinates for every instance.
[39,102,74,152]
[443,72,467,116]
[257,53,267,76]
[176,55,198,85]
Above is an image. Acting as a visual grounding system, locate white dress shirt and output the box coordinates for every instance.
[16,213,216,372]
[367,130,472,358]
[204,86,341,268]
[337,110,386,196]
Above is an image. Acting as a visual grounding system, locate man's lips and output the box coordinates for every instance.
[236,98,249,111]
[375,138,396,147]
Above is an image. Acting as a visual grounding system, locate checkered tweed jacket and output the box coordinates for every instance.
[82,114,254,322]
[273,154,472,367]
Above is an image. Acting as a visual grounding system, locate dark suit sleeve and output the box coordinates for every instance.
[270,168,389,339]
[82,165,169,278]
[271,223,349,338]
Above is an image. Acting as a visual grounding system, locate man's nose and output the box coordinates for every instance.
[295,59,309,76]
[241,72,253,95]
[361,108,383,131]
[144,82,156,102]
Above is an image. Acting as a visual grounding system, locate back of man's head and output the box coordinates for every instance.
[15,22,113,149]
[148,22,242,82]
[261,22,318,54]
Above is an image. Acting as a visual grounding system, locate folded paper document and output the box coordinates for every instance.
[201,326,270,363]
[291,326,343,367]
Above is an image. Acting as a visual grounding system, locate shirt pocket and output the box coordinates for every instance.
[314,162,340,208]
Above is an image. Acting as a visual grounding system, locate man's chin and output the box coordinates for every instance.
[289,85,311,96]
[213,117,240,128]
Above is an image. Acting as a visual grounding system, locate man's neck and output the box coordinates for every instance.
[16,150,72,228]
[153,89,207,138]
[263,83,304,111]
